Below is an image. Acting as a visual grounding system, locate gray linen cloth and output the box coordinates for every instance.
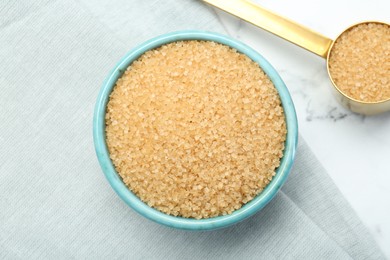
[0,0,385,259]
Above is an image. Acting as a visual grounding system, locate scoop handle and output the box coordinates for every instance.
[204,0,333,58]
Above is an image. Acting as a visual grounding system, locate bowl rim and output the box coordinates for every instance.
[93,30,298,230]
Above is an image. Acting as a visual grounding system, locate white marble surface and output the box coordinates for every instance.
[210,0,390,257]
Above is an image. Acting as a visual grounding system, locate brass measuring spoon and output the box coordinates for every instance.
[204,0,390,115]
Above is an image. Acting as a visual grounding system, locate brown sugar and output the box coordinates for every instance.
[105,40,287,219]
[328,22,390,102]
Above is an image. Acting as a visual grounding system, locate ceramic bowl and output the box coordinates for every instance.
[93,30,298,230]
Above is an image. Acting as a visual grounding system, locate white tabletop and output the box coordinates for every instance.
[1,1,388,258]
[212,0,390,257]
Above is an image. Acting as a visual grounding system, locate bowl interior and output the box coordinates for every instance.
[93,30,298,230]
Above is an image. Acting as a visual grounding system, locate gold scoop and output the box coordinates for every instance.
[203,0,390,115]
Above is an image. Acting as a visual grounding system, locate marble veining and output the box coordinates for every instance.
[305,103,351,122]
[213,0,390,257]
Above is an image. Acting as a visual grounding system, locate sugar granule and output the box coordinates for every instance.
[328,22,390,102]
[106,40,287,219]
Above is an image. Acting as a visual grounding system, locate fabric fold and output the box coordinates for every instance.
[0,0,385,259]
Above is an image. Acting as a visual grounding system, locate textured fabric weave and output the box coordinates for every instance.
[0,0,384,259]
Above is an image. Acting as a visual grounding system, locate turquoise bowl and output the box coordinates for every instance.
[93,30,298,230]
